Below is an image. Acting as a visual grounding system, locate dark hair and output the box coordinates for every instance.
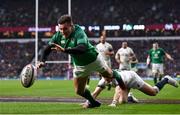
[58,14,73,24]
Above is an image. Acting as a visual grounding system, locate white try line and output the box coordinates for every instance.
[45,61,70,64]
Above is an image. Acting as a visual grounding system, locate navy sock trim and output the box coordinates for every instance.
[155,78,168,91]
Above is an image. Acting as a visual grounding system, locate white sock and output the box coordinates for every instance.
[153,86,159,93]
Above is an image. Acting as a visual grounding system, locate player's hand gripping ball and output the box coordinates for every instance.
[20,64,36,88]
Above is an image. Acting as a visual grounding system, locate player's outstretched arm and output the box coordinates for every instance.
[115,53,121,64]
[52,43,87,54]
[36,44,54,69]
[146,55,150,65]
[165,53,174,61]
[51,43,65,52]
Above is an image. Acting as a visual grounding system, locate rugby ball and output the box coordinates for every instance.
[20,64,36,88]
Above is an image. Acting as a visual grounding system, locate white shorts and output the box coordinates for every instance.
[73,54,109,78]
[117,70,145,89]
[105,60,111,68]
[152,63,164,75]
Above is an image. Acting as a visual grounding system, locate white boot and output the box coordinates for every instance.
[108,100,117,107]
[128,92,139,103]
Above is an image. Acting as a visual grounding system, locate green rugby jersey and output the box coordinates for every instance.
[148,48,165,64]
[48,24,98,66]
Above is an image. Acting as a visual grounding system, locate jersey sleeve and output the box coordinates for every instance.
[48,34,56,45]
[115,50,120,59]
[129,47,134,54]
[108,44,113,52]
[96,44,100,50]
[160,48,166,55]
[48,32,61,45]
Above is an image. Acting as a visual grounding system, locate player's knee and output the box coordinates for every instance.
[149,90,157,96]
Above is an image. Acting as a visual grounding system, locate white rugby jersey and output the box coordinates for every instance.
[96,42,113,61]
[115,47,134,69]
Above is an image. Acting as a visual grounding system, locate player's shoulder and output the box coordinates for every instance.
[158,48,164,51]
[96,43,101,48]
[127,47,133,50]
[149,48,154,52]
[105,42,112,47]
[74,24,84,32]
[117,48,124,52]
[74,24,87,37]
[158,48,166,54]
[96,42,102,46]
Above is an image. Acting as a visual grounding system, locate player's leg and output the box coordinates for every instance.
[86,77,90,88]
[152,64,158,84]
[92,77,106,98]
[95,54,124,89]
[159,74,163,82]
[127,92,139,103]
[73,62,102,108]
[81,77,106,105]
[139,75,178,96]
[73,77,101,108]
[158,64,164,82]
[106,61,112,91]
[109,86,129,107]
[109,86,120,107]
[124,71,178,96]
[109,86,119,107]
[139,82,158,96]
[119,88,129,104]
[75,53,115,108]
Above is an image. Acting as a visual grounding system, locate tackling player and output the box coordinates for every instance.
[109,41,138,106]
[110,70,179,106]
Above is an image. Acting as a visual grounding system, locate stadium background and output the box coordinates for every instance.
[0,0,180,80]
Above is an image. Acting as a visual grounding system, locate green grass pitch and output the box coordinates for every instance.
[0,80,180,114]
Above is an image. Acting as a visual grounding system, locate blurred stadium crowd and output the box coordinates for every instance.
[0,0,179,79]
[0,0,180,38]
[0,40,179,79]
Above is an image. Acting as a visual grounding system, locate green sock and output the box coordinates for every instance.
[154,77,157,84]
[159,75,163,81]
[81,89,96,104]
